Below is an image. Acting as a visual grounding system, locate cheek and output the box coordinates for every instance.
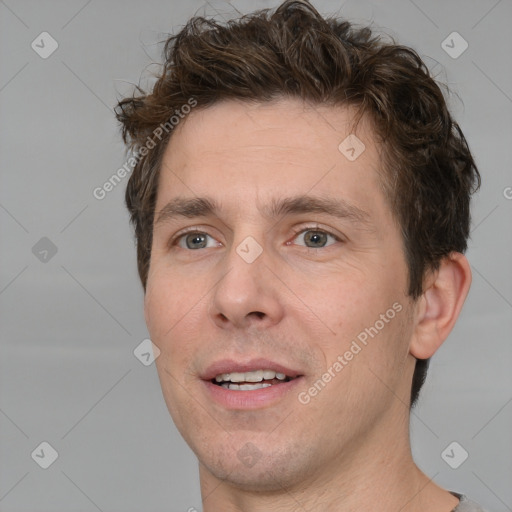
[307,268,393,339]
[145,263,190,330]
[144,269,197,356]
[315,272,409,376]
[144,278,172,339]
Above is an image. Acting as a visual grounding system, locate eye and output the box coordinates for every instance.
[171,227,340,251]
[292,227,340,248]
[174,231,220,250]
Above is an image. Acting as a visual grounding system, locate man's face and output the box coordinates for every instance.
[145,98,418,490]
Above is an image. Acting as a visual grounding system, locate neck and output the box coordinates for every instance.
[198,406,459,512]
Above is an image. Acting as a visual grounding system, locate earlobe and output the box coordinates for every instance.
[409,252,472,360]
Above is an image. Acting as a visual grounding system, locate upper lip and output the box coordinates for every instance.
[201,358,303,381]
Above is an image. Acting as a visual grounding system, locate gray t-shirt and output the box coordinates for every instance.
[451,491,489,512]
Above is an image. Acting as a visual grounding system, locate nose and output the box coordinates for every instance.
[209,237,285,331]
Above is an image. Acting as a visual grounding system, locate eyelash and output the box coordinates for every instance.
[170,225,342,250]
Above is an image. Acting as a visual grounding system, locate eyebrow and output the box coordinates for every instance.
[154,194,372,228]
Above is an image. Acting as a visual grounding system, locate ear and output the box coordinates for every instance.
[409,252,472,360]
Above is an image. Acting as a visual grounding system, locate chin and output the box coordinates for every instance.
[197,440,312,492]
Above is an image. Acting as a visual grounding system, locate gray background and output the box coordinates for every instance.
[1,0,511,511]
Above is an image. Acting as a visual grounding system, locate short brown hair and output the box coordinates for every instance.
[115,0,480,407]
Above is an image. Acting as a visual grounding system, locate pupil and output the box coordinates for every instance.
[187,233,206,249]
[305,231,326,247]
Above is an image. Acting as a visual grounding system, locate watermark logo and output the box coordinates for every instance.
[31,441,59,469]
[134,338,161,366]
[441,441,469,469]
[338,134,365,161]
[236,236,263,263]
[441,32,468,59]
[32,237,58,263]
[31,32,58,59]
[237,442,262,468]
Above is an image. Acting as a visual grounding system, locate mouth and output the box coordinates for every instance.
[212,369,295,390]
[201,358,304,409]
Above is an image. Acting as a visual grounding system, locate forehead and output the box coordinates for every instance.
[156,98,387,218]
[167,98,372,163]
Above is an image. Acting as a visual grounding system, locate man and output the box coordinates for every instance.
[115,1,485,510]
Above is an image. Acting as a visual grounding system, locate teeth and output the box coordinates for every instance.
[220,382,273,390]
[262,370,275,380]
[214,369,289,383]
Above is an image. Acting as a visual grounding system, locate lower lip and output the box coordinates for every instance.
[203,378,303,410]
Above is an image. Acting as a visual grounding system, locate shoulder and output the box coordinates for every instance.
[450,491,490,512]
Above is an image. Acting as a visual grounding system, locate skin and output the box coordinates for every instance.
[144,97,472,511]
